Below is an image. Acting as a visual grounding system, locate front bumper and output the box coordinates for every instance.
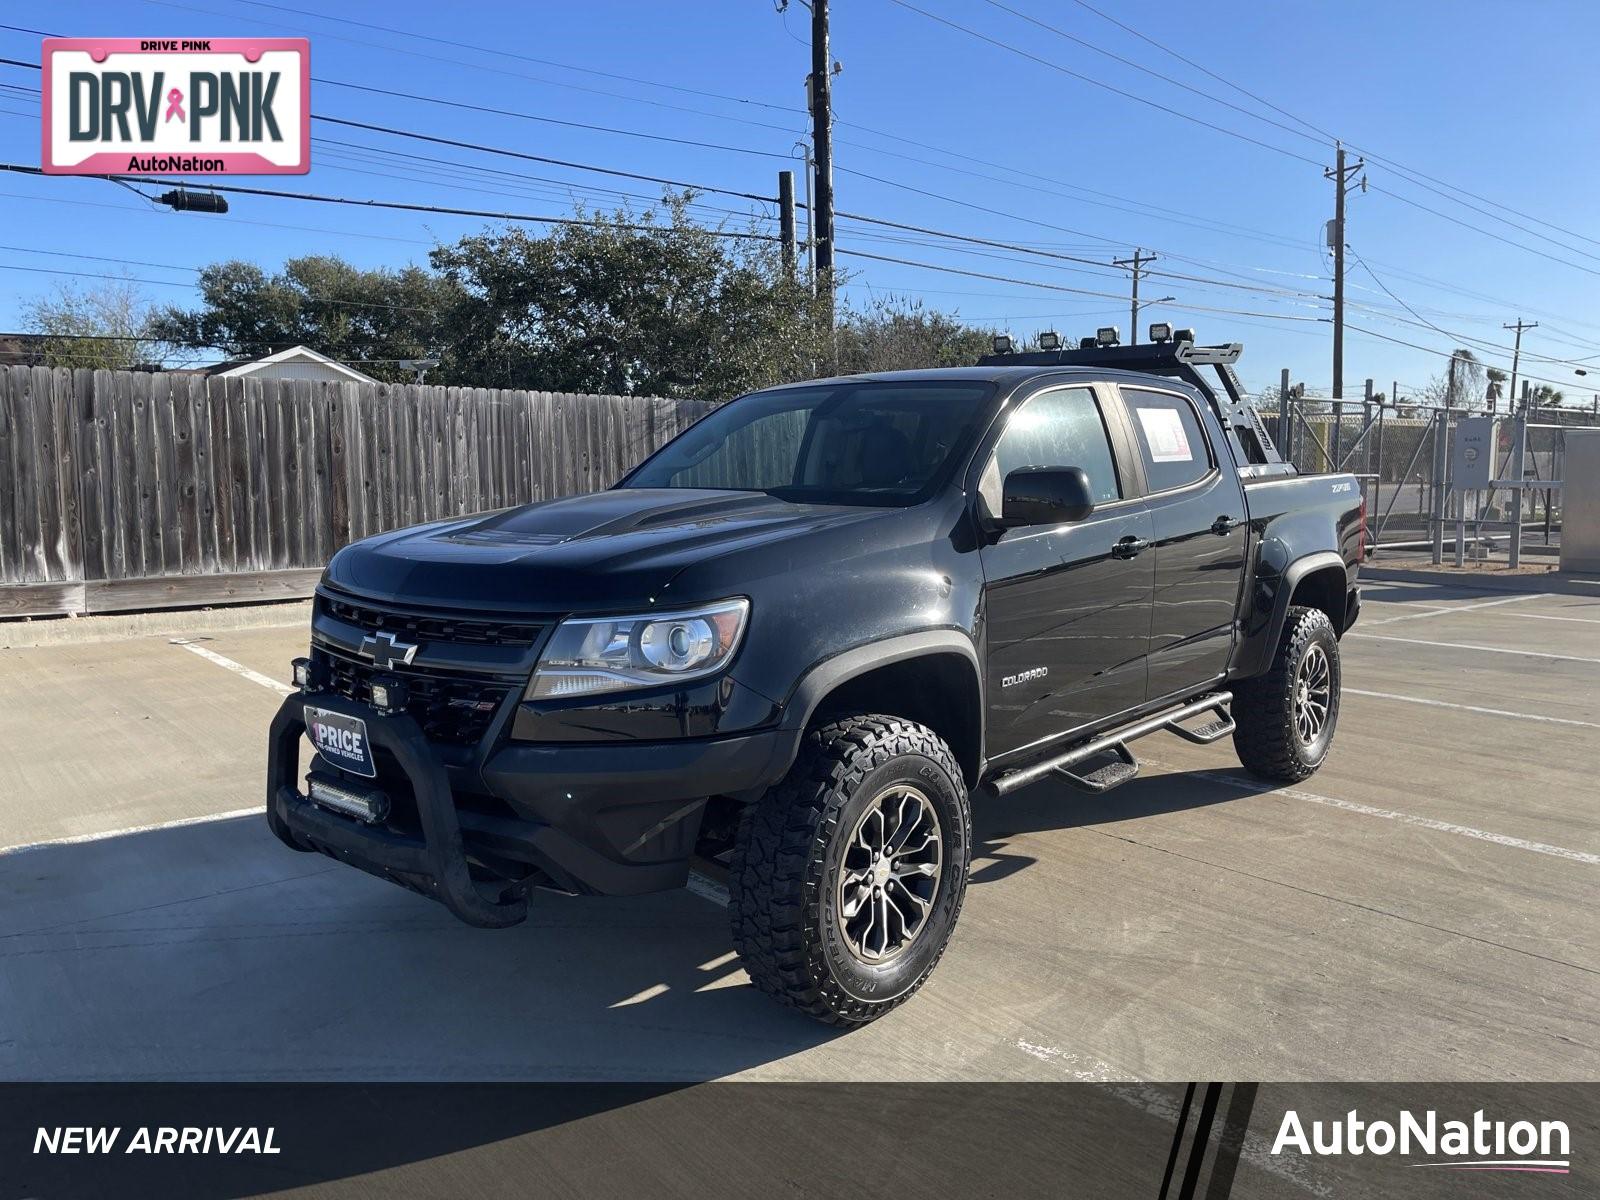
[267,689,793,926]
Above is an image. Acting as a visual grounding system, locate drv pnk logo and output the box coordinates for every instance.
[42,37,309,175]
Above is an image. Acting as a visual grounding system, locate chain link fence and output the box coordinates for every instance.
[1254,395,1600,560]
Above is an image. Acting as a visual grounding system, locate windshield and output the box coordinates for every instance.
[622,380,996,505]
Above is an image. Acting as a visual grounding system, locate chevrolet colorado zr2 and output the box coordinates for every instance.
[268,333,1363,1026]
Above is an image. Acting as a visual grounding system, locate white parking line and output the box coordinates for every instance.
[1492,610,1600,626]
[1344,687,1600,730]
[1348,632,1600,664]
[0,807,263,857]
[1186,769,1600,866]
[170,639,735,906]
[1363,593,1545,626]
[171,639,294,695]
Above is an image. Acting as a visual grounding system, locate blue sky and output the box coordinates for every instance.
[4,0,1600,399]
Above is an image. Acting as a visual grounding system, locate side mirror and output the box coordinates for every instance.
[1000,466,1095,528]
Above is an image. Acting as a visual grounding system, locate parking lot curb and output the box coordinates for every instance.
[0,599,313,649]
[1360,564,1600,597]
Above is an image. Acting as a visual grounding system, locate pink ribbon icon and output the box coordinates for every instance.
[164,88,185,123]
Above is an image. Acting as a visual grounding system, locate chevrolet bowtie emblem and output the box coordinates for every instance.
[359,631,420,670]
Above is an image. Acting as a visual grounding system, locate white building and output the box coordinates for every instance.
[204,345,379,385]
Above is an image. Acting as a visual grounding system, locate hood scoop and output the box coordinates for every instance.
[445,528,569,547]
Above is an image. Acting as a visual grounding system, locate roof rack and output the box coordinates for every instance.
[975,339,1243,369]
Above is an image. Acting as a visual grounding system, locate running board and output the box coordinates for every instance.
[1054,743,1139,793]
[990,692,1234,797]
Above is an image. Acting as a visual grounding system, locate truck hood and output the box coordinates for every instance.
[322,488,883,614]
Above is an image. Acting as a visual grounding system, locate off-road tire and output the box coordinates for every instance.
[1232,605,1341,782]
[729,714,972,1026]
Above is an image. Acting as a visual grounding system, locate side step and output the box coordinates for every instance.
[991,691,1234,797]
[1054,744,1139,794]
[1164,697,1236,745]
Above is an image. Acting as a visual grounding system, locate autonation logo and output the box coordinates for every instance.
[1272,1108,1571,1174]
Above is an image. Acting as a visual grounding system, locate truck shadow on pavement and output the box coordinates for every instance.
[0,815,844,1083]
[970,767,1250,886]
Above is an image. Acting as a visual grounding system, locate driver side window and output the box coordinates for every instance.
[979,386,1122,516]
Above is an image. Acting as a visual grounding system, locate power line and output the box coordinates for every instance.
[0,58,1338,306]
[0,161,781,240]
[120,3,811,139]
[979,0,1329,151]
[1349,247,1593,371]
[1341,322,1586,392]
[1060,0,1336,143]
[835,247,1326,322]
[881,0,1324,167]
[313,77,791,161]
[1369,184,1600,280]
[1042,3,1600,256]
[223,0,804,115]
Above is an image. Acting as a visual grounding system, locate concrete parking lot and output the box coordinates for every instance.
[1,576,1596,1083]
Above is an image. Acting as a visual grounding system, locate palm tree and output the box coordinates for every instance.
[1486,367,1507,406]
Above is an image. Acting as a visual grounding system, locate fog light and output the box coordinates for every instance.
[292,656,327,693]
[1148,322,1173,343]
[1173,327,1196,344]
[1095,326,1120,347]
[1037,330,1062,351]
[307,775,390,824]
[369,678,408,714]
[991,334,1014,354]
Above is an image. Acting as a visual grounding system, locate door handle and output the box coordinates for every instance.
[1210,516,1241,535]
[1112,536,1150,559]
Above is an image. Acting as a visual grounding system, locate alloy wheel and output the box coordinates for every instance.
[836,784,943,963]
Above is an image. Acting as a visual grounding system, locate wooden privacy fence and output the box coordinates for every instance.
[0,366,716,618]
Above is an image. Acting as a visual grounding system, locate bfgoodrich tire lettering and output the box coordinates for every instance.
[729,714,971,1026]
[1231,605,1342,781]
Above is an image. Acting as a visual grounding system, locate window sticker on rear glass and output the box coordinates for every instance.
[1135,406,1193,463]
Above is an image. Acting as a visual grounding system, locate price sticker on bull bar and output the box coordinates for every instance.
[304,706,376,778]
[42,37,309,175]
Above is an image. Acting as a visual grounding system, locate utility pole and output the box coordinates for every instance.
[1278,366,1292,458]
[1114,248,1154,343]
[793,141,816,293]
[777,169,797,280]
[807,0,835,330]
[1324,141,1364,460]
[1504,319,1536,417]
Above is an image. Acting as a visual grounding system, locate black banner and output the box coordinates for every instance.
[2,1082,1594,1199]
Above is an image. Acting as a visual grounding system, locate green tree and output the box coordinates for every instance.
[146,198,997,398]
[834,295,995,374]
[148,256,454,383]
[22,278,170,370]
[428,195,829,400]
[1529,383,1565,408]
[1485,366,1507,405]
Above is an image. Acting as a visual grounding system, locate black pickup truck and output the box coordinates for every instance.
[268,333,1362,1025]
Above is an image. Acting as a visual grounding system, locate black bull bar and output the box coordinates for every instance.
[267,691,528,928]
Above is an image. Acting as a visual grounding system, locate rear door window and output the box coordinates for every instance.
[1122,389,1213,492]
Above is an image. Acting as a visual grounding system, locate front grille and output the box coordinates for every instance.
[323,652,514,746]
[320,593,546,648]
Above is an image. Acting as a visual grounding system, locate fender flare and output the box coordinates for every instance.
[779,628,984,733]
[1236,550,1346,678]
[746,630,985,788]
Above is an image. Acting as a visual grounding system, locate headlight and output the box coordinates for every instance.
[527,598,750,700]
